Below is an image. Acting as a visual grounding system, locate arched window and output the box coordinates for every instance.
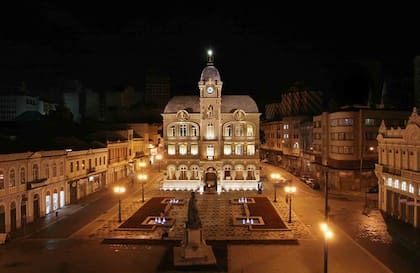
[70,162,74,173]
[20,167,26,184]
[9,169,15,187]
[179,166,188,180]
[33,164,39,180]
[191,166,199,179]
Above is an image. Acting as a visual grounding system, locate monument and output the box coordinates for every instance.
[173,191,217,266]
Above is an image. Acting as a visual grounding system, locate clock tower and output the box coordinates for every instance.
[199,50,223,162]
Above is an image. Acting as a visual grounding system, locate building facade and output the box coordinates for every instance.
[161,52,261,193]
[375,108,420,228]
[0,151,66,233]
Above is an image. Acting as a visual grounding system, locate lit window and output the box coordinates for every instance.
[224,144,232,155]
[207,145,214,160]
[293,142,299,149]
[168,144,176,155]
[283,134,289,139]
[224,125,232,136]
[401,181,407,191]
[394,180,399,189]
[191,144,198,155]
[247,124,254,136]
[387,178,392,187]
[247,144,255,155]
[283,124,289,130]
[191,166,199,179]
[235,144,243,155]
[179,144,187,155]
[409,184,414,193]
[0,170,3,189]
[207,123,215,139]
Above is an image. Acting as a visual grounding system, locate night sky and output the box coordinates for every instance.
[1,2,419,109]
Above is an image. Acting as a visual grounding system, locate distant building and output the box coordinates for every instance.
[161,51,261,192]
[375,108,420,229]
[0,89,47,121]
[311,107,410,191]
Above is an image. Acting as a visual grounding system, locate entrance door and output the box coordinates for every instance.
[33,195,40,220]
[10,203,16,232]
[205,172,217,190]
[70,182,78,203]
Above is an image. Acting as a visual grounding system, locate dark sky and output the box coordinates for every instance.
[1,2,419,108]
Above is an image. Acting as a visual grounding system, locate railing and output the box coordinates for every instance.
[382,166,402,176]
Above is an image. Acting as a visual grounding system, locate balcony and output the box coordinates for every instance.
[87,167,96,174]
[27,177,48,190]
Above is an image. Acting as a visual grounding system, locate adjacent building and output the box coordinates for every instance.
[161,51,261,193]
[375,108,420,228]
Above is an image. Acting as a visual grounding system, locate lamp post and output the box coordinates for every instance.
[285,186,296,223]
[324,168,329,221]
[138,174,147,203]
[114,186,126,223]
[321,223,333,273]
[156,154,162,172]
[271,173,281,202]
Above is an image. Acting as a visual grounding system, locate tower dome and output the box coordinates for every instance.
[200,49,221,82]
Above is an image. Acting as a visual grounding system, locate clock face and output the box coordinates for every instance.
[207,86,214,94]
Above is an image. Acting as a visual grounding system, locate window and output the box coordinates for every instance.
[191,166,199,179]
[224,125,232,136]
[283,124,289,130]
[179,166,188,180]
[191,126,198,137]
[235,144,243,155]
[179,144,187,155]
[53,163,57,177]
[60,162,64,176]
[0,171,3,190]
[235,124,245,136]
[169,125,176,137]
[387,178,392,187]
[82,160,85,169]
[207,145,214,160]
[180,124,187,137]
[33,164,39,180]
[283,134,289,139]
[401,181,407,191]
[20,167,25,184]
[207,123,214,139]
[247,144,255,155]
[76,161,80,171]
[224,144,232,155]
[409,184,414,193]
[9,169,15,187]
[191,144,198,155]
[168,144,176,155]
[247,124,254,136]
[70,162,74,173]
[364,118,375,126]
[394,180,399,189]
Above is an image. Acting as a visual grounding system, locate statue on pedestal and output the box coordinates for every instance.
[187,191,201,229]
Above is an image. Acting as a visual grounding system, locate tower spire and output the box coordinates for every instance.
[207,49,214,65]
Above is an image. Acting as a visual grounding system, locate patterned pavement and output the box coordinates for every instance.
[81,177,313,242]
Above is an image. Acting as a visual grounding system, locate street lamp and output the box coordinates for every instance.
[138,174,147,202]
[156,154,162,172]
[285,186,296,223]
[320,223,333,273]
[271,173,281,202]
[114,186,126,223]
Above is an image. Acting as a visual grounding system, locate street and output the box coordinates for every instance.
[0,163,418,273]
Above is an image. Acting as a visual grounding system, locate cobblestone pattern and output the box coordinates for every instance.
[90,189,312,241]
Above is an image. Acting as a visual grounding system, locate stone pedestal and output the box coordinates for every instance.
[173,228,216,266]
